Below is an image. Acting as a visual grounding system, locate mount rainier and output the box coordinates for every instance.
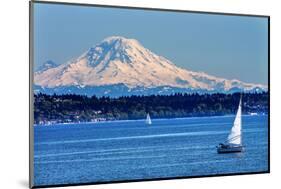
[34,36,267,97]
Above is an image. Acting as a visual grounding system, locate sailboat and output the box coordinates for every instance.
[146,113,152,125]
[217,97,244,153]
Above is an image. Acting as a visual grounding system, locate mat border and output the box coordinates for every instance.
[29,1,270,188]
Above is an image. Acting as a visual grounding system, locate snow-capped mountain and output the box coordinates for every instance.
[36,60,58,73]
[34,36,267,97]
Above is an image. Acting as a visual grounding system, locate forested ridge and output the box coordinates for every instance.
[34,92,268,124]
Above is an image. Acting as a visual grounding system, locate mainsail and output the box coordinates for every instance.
[146,113,152,125]
[227,98,242,145]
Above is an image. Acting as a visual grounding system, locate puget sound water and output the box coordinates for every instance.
[34,115,268,186]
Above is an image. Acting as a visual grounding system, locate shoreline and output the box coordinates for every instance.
[33,114,267,127]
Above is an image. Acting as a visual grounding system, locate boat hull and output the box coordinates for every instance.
[217,145,244,154]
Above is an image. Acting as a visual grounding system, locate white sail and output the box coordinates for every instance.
[227,98,242,145]
[146,113,152,125]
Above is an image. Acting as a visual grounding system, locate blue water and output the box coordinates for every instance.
[34,115,268,186]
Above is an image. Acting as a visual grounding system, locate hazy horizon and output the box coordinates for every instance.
[33,3,268,85]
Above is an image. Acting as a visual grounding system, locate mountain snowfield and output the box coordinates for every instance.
[34,36,267,96]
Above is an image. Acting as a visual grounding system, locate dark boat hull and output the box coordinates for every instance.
[217,145,243,153]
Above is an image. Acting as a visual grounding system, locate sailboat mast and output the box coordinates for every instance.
[226,96,242,145]
[237,96,242,143]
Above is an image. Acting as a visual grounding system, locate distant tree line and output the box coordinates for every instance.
[34,92,268,124]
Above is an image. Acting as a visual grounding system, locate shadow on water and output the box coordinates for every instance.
[217,151,245,159]
[18,180,29,188]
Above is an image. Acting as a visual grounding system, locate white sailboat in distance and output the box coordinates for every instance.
[217,97,244,153]
[146,113,152,125]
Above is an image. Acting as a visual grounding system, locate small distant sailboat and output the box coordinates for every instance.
[146,113,152,125]
[217,97,244,153]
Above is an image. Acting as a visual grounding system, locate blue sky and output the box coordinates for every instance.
[34,3,268,85]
